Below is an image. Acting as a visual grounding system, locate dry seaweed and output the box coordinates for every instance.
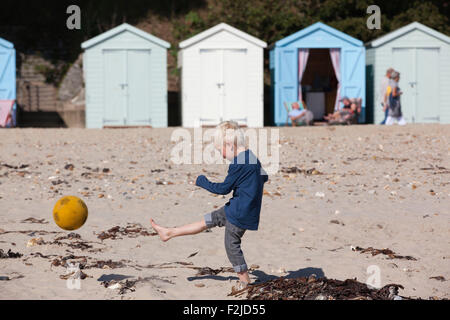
[353,246,417,261]
[21,218,49,224]
[59,270,89,280]
[429,276,446,282]
[102,276,174,295]
[1,163,30,170]
[0,229,62,236]
[38,238,93,251]
[31,252,59,259]
[50,254,88,268]
[281,167,322,175]
[0,274,24,281]
[54,233,82,241]
[231,276,407,300]
[50,254,127,270]
[187,251,199,259]
[419,165,450,174]
[0,249,23,259]
[194,266,235,276]
[24,233,105,252]
[85,259,127,269]
[97,223,157,241]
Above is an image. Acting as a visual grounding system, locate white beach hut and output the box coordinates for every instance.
[366,22,450,124]
[178,23,267,127]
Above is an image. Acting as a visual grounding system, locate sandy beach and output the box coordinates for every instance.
[0,125,449,300]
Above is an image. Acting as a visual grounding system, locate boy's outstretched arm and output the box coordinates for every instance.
[196,166,241,195]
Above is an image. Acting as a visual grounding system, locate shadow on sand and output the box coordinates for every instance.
[186,267,325,284]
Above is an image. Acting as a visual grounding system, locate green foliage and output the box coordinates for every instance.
[34,63,71,86]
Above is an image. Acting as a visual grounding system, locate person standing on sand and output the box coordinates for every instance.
[385,71,406,126]
[151,121,268,292]
[380,68,394,125]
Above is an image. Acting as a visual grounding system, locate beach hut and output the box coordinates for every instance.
[178,23,267,128]
[81,23,170,128]
[0,37,16,127]
[366,22,450,124]
[270,22,366,125]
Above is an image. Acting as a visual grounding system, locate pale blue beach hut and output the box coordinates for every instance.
[81,23,170,128]
[270,22,366,125]
[0,37,16,127]
[366,22,450,124]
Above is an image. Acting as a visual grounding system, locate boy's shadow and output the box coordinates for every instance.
[186,267,325,283]
[251,267,325,283]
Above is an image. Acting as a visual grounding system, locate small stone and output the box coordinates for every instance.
[195,283,205,288]
[108,283,122,290]
[27,238,44,247]
[315,192,325,198]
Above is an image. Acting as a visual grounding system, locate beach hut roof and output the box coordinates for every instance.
[0,37,14,49]
[179,23,267,49]
[273,22,363,48]
[81,23,170,50]
[366,22,450,48]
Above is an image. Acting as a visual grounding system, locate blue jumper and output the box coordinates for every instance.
[196,150,268,231]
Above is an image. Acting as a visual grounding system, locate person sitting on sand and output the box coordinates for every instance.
[151,121,268,292]
[288,101,314,126]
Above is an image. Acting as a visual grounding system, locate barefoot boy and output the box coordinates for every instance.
[151,121,268,289]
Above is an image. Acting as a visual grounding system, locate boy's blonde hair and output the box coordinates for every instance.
[214,121,246,149]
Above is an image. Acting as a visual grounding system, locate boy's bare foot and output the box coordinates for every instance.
[150,219,172,242]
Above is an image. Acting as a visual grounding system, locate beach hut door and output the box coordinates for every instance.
[200,49,222,125]
[0,49,14,100]
[393,47,440,123]
[200,49,247,126]
[276,49,298,124]
[104,50,127,126]
[103,50,152,126]
[127,49,152,126]
[223,49,247,124]
[393,48,416,122]
[341,48,365,122]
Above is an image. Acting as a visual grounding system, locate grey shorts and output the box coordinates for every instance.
[204,207,248,273]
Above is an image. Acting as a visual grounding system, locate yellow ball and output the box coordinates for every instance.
[53,196,88,231]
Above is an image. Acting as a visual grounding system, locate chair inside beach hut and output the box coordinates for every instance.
[283,101,313,126]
